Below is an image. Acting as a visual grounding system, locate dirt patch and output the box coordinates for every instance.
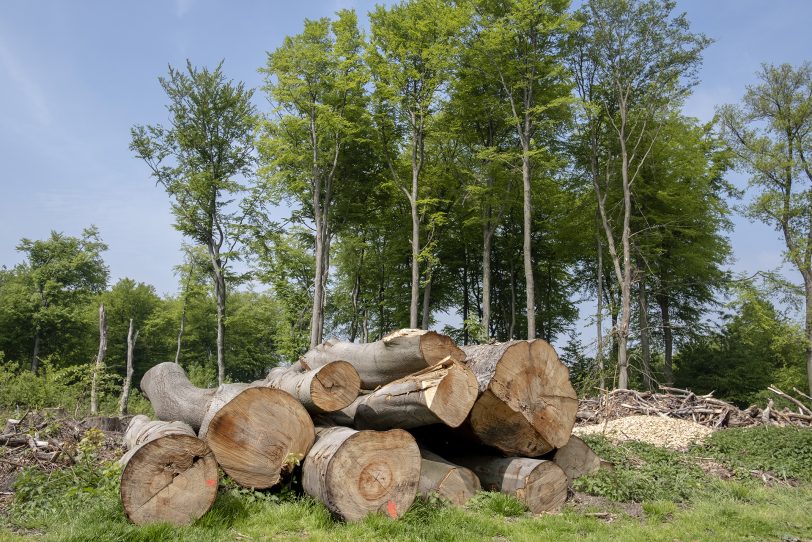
[567,491,643,520]
[573,415,712,450]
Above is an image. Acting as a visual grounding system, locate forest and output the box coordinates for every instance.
[1,0,811,414]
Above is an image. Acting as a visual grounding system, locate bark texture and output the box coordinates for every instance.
[119,415,218,525]
[302,426,421,521]
[453,456,568,514]
[263,360,360,413]
[299,329,465,389]
[90,303,107,415]
[462,340,577,456]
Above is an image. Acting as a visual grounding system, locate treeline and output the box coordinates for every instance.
[1,0,811,409]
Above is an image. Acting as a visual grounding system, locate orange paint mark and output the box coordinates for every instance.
[387,500,397,519]
[206,479,216,487]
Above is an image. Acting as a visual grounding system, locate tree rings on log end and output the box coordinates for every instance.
[206,387,315,489]
[417,331,465,366]
[310,360,361,412]
[120,434,218,525]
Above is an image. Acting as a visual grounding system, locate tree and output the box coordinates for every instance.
[368,0,469,328]
[259,10,369,348]
[131,61,257,385]
[574,0,710,388]
[471,0,577,339]
[16,227,108,372]
[719,62,812,397]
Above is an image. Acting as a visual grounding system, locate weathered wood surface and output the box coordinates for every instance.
[299,329,465,389]
[418,448,480,505]
[462,340,577,456]
[550,435,602,484]
[140,362,315,489]
[453,455,568,514]
[119,415,218,525]
[263,360,360,413]
[331,358,478,430]
[302,426,421,521]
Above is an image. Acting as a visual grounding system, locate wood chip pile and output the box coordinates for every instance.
[577,386,812,429]
[122,330,605,525]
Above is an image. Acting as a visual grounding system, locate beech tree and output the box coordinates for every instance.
[259,10,368,348]
[720,62,812,396]
[131,61,257,385]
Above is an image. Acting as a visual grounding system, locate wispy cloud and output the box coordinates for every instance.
[0,37,50,126]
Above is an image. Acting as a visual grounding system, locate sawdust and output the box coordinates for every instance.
[573,415,713,450]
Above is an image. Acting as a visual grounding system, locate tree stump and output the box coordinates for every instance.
[119,415,218,525]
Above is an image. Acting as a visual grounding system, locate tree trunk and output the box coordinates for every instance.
[410,194,420,329]
[119,319,138,415]
[175,297,186,365]
[452,456,567,514]
[140,362,315,489]
[299,329,464,389]
[638,271,653,390]
[30,331,40,374]
[462,341,578,456]
[263,360,360,414]
[421,274,432,329]
[119,415,218,525]
[329,359,478,430]
[658,294,674,385]
[482,227,493,339]
[806,279,812,398]
[596,228,605,390]
[90,303,107,415]
[549,435,602,485]
[302,426,421,521]
[617,111,633,390]
[214,268,226,386]
[418,448,480,505]
[522,149,535,340]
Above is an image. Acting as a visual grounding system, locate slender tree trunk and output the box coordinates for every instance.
[211,260,226,386]
[509,258,517,340]
[421,275,432,329]
[31,331,41,374]
[482,226,493,339]
[638,271,653,390]
[119,319,139,415]
[90,303,107,415]
[522,147,535,339]
[462,257,470,345]
[596,230,605,390]
[616,110,633,390]
[806,278,812,398]
[310,214,325,349]
[175,298,186,365]
[657,294,674,385]
[410,193,420,329]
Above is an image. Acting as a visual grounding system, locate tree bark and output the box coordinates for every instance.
[522,147,535,340]
[418,448,480,505]
[208,248,227,386]
[119,415,218,525]
[421,275,432,329]
[263,360,360,414]
[175,297,187,365]
[299,329,464,389]
[482,226,493,339]
[30,331,40,374]
[452,456,567,514]
[410,193,421,329]
[638,271,653,390]
[302,425,421,521]
[90,303,107,415]
[329,359,478,430]
[119,319,139,416]
[140,362,315,489]
[657,294,674,385]
[596,227,605,390]
[549,435,602,485]
[462,341,577,456]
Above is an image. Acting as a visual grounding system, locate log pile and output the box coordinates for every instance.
[577,386,812,428]
[128,329,603,524]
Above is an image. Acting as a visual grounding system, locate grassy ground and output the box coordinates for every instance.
[1,427,811,542]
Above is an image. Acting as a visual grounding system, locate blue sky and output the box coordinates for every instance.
[1,0,810,317]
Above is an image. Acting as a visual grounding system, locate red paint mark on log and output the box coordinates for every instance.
[387,500,397,519]
[206,479,216,487]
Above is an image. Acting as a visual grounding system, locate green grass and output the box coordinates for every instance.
[1,426,811,542]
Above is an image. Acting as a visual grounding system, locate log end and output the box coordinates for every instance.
[551,435,602,484]
[206,387,315,489]
[310,360,361,412]
[520,460,568,514]
[430,361,479,428]
[418,451,481,506]
[120,434,218,525]
[419,331,466,366]
[469,391,554,456]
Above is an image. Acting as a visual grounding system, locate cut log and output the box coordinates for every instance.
[119,415,218,525]
[418,448,480,505]
[332,358,478,430]
[299,329,465,389]
[462,340,577,456]
[453,456,567,514]
[141,362,315,489]
[550,435,601,484]
[263,360,360,413]
[302,426,421,521]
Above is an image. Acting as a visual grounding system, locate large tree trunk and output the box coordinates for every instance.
[409,193,420,329]
[302,426,421,521]
[418,448,480,505]
[462,340,577,456]
[208,249,227,386]
[299,329,464,389]
[140,362,315,489]
[550,435,602,485]
[118,319,138,415]
[263,361,360,414]
[452,456,567,514]
[657,294,674,385]
[90,303,107,415]
[638,271,653,390]
[329,359,477,430]
[119,415,218,525]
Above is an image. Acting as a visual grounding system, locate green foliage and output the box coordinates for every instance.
[467,491,527,517]
[574,436,715,502]
[699,426,812,482]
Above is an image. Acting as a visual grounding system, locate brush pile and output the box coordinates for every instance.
[123,329,605,525]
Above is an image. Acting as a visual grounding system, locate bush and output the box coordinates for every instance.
[698,426,812,482]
